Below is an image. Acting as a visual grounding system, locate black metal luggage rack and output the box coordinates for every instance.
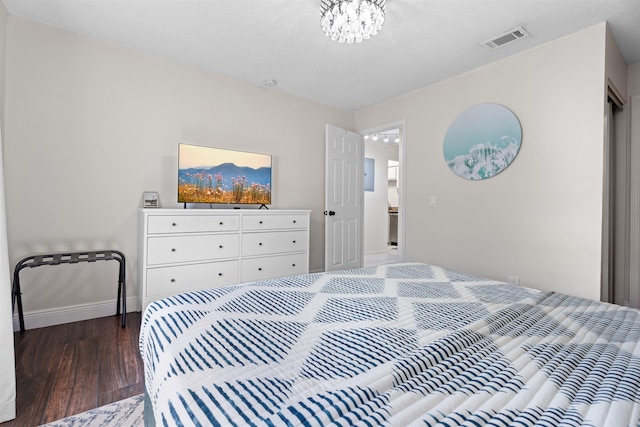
[12,250,126,333]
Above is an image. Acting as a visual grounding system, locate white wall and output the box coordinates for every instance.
[3,17,353,322]
[388,169,399,208]
[364,141,398,254]
[0,0,16,422]
[629,63,640,307]
[1,16,628,322]
[355,23,610,301]
[629,63,640,95]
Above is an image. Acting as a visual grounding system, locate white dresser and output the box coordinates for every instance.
[138,208,310,311]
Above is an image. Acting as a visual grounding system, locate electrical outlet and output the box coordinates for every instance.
[508,276,520,285]
[428,196,436,208]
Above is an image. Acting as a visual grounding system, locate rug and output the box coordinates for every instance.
[39,394,144,427]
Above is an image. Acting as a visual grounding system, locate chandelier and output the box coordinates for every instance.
[320,0,386,43]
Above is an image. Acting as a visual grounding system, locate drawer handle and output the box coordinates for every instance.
[170,278,175,283]
[259,221,263,224]
[292,263,296,267]
[219,245,223,249]
[172,222,177,227]
[293,240,296,244]
[259,242,263,246]
[219,221,223,225]
[171,248,176,252]
[218,273,223,276]
[293,220,297,224]
[258,267,262,271]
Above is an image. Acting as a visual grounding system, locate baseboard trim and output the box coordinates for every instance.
[364,250,390,256]
[12,297,139,332]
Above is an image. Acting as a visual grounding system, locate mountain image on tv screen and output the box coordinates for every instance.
[178,144,271,205]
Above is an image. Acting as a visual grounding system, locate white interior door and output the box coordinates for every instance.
[325,124,363,271]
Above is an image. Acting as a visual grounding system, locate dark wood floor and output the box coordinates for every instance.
[2,312,144,426]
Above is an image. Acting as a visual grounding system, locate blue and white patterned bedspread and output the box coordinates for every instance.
[139,263,640,426]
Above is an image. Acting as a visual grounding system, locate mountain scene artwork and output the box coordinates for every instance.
[443,103,522,180]
[178,144,271,204]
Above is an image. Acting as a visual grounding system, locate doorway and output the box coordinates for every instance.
[602,86,629,306]
[361,121,406,267]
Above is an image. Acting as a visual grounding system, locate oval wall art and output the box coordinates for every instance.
[443,103,522,180]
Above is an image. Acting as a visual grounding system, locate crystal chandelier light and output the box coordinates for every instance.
[320,0,385,43]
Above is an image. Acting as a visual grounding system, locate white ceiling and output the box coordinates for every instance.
[2,0,639,111]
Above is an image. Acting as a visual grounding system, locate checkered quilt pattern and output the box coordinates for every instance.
[139,263,640,426]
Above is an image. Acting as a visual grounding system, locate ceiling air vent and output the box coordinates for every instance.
[482,26,530,49]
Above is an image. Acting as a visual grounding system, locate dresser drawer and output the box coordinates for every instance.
[241,253,308,282]
[242,214,308,231]
[241,230,308,257]
[147,234,239,265]
[147,215,240,234]
[139,209,311,312]
[146,260,239,297]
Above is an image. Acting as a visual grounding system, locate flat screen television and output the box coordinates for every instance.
[178,143,272,206]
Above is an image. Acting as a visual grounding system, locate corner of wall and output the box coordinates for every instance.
[0,5,19,422]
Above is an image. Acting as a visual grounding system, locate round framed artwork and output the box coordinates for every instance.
[443,103,522,180]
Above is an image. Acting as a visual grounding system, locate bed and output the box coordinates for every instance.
[139,262,640,426]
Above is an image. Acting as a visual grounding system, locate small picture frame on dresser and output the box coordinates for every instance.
[143,191,159,208]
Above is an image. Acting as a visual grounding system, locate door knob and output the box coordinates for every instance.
[324,210,336,216]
